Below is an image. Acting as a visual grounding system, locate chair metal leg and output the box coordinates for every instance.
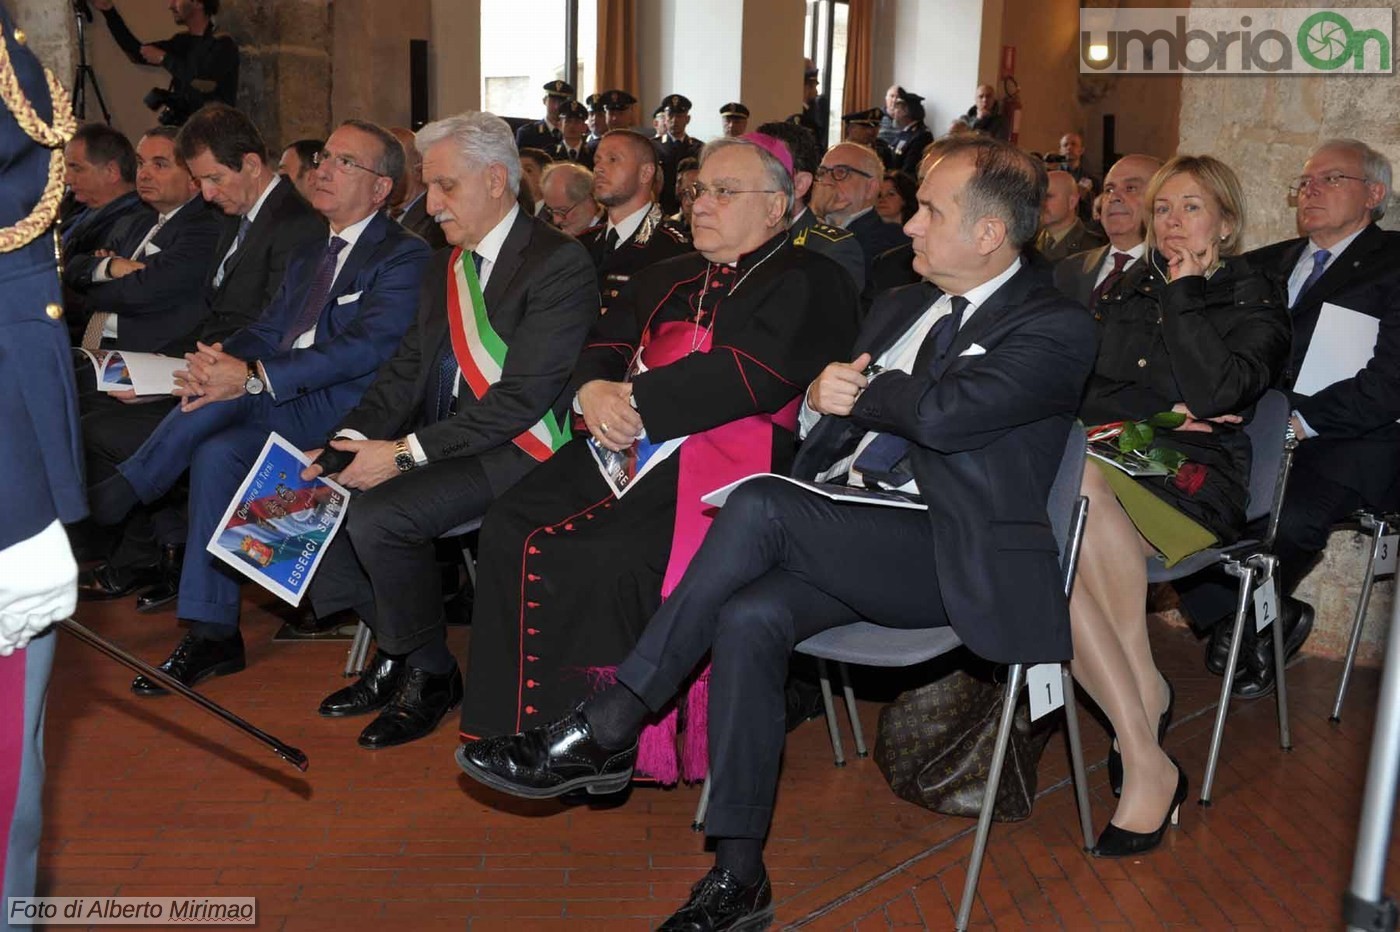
[955,663,1025,932]
[1059,664,1094,851]
[1334,517,1387,723]
[344,621,372,677]
[815,659,846,767]
[461,543,478,587]
[837,662,867,758]
[1201,563,1255,805]
[1263,557,1293,750]
[692,774,711,832]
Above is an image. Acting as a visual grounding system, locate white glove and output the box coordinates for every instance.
[0,521,77,656]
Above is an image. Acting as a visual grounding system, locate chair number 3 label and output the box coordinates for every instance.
[1254,576,1278,634]
[1375,534,1398,575]
[1027,664,1064,722]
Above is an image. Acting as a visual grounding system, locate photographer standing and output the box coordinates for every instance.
[90,0,238,126]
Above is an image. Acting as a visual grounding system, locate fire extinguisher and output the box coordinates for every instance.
[1001,75,1022,146]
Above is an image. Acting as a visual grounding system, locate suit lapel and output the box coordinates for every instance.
[932,265,1036,377]
[325,212,388,305]
[220,180,290,286]
[859,283,939,359]
[1299,223,1383,311]
[482,212,532,316]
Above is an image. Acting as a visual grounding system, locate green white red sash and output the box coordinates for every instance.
[445,247,570,463]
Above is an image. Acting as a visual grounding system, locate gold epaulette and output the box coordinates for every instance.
[805,222,855,244]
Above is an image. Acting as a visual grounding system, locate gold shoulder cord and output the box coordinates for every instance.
[0,27,77,255]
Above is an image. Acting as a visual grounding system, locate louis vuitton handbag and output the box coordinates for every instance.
[873,663,1056,822]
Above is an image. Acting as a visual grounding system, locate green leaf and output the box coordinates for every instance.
[1144,447,1187,471]
[1116,422,1155,453]
[1147,411,1188,429]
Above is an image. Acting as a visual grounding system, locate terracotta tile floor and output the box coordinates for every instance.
[43,589,1400,930]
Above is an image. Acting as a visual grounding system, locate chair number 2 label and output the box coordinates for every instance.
[1254,576,1278,634]
[1375,534,1398,575]
[1027,664,1064,722]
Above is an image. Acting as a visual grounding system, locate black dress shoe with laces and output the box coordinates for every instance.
[1232,597,1314,700]
[134,545,184,614]
[320,651,405,717]
[356,664,463,749]
[78,561,160,601]
[657,867,773,932]
[455,706,637,799]
[131,630,246,696]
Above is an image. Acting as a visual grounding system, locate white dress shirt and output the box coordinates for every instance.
[607,202,651,247]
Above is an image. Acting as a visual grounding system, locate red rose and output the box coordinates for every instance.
[1172,462,1208,496]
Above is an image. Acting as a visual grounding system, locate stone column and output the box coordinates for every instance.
[8,1,77,93]
[220,0,332,148]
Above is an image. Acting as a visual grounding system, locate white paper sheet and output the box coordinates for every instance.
[1294,302,1381,397]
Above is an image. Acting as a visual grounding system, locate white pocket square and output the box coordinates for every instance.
[958,343,987,357]
[335,291,363,305]
[143,243,162,256]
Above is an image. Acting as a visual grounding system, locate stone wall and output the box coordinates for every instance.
[9,1,77,92]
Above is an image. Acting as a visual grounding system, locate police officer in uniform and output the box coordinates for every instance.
[656,94,703,216]
[719,102,749,137]
[515,79,575,152]
[90,0,238,126]
[550,99,593,169]
[599,88,638,132]
[890,88,934,175]
[842,107,894,170]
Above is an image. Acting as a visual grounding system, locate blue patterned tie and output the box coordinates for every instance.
[853,296,969,488]
[279,236,348,350]
[212,215,253,288]
[431,251,484,422]
[1292,248,1330,309]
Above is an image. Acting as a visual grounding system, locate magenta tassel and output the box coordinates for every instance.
[681,668,711,783]
[635,708,679,784]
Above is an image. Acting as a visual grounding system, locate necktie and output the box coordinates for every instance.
[854,296,970,488]
[1292,248,1331,309]
[212,215,253,288]
[430,251,484,422]
[602,227,620,257]
[1091,250,1132,309]
[278,236,348,351]
[80,216,170,351]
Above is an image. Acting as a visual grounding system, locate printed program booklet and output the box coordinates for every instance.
[75,349,185,395]
[588,433,687,498]
[702,473,928,510]
[206,433,350,606]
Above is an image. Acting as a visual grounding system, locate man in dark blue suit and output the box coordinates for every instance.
[456,136,1098,931]
[88,118,430,693]
[0,0,83,906]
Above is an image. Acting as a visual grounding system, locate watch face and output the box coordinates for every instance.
[245,375,265,395]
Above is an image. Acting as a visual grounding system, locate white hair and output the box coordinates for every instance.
[1311,137,1392,221]
[415,111,521,196]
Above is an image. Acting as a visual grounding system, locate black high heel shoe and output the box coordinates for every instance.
[1091,759,1189,859]
[1108,679,1174,798]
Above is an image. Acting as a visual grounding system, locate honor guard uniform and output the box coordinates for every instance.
[842,107,895,169]
[551,99,593,169]
[719,101,749,137]
[891,89,934,175]
[656,94,703,216]
[599,89,638,131]
[580,203,692,315]
[515,79,575,152]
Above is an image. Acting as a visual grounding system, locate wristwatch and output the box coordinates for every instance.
[243,362,265,395]
[393,438,417,473]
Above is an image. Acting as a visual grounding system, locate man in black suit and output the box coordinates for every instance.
[812,141,908,289]
[1054,154,1160,310]
[78,104,325,606]
[456,136,1098,930]
[388,126,447,251]
[581,129,691,314]
[67,125,223,355]
[302,111,599,750]
[1186,138,1400,697]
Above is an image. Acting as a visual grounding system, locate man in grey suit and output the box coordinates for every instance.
[303,112,599,751]
[1054,154,1161,309]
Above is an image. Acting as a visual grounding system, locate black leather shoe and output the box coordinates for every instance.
[78,561,159,601]
[134,545,183,613]
[455,705,637,798]
[1233,597,1314,700]
[1204,614,1257,676]
[356,664,463,749]
[657,867,774,931]
[320,651,405,717]
[131,630,246,696]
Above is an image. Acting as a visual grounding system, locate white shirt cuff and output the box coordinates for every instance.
[335,429,368,442]
[1292,409,1317,440]
[406,433,428,465]
[798,394,822,440]
[93,257,113,282]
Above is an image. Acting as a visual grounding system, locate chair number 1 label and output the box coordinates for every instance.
[1375,534,1398,575]
[1027,664,1064,722]
[1254,576,1278,633]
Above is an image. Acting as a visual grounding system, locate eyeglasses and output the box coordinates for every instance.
[311,150,389,178]
[1288,172,1369,197]
[683,181,781,206]
[814,164,874,183]
[541,199,587,222]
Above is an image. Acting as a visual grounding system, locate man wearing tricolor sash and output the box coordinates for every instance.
[303,112,598,750]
